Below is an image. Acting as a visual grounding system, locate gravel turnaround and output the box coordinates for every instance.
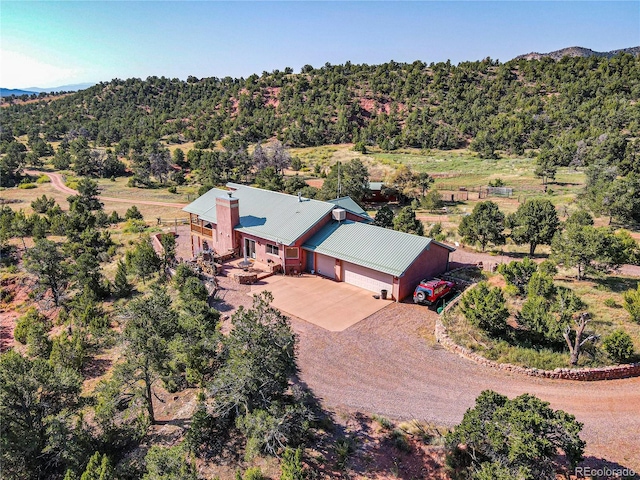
[293,302,640,471]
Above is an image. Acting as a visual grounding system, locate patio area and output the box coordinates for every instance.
[249,274,391,331]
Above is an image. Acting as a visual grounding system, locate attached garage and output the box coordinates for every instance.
[303,220,454,301]
[343,262,393,294]
[315,253,336,279]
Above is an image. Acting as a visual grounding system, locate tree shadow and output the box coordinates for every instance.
[209,287,238,313]
[594,276,639,293]
[82,356,113,380]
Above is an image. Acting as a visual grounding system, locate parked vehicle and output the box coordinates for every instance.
[413,278,455,305]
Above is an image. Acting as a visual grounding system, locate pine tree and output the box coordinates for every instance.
[113,260,132,298]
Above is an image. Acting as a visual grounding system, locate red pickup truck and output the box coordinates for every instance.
[413,278,455,305]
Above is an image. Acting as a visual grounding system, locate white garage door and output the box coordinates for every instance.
[343,262,394,294]
[315,253,335,279]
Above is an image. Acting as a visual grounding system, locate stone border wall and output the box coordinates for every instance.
[435,283,640,381]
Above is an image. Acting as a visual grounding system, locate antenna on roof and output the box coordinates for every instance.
[227,191,232,198]
[337,161,342,199]
[298,192,302,202]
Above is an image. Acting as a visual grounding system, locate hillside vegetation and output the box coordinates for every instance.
[2,54,639,154]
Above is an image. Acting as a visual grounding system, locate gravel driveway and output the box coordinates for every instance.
[293,302,640,472]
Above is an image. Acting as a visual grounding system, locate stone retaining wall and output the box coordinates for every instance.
[435,286,640,381]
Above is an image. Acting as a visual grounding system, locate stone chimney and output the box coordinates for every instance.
[215,193,240,252]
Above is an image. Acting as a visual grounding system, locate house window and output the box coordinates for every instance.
[266,244,279,256]
[285,247,299,259]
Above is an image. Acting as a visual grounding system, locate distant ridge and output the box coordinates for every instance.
[514,46,640,61]
[0,88,38,97]
[0,83,94,98]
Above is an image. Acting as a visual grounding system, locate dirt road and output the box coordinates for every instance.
[25,170,188,208]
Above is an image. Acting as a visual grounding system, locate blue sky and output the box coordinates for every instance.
[1,1,638,88]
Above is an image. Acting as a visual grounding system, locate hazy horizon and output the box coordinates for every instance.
[1,1,638,89]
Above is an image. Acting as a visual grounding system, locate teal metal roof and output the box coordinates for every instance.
[303,220,437,277]
[182,187,228,223]
[327,197,372,220]
[183,184,334,246]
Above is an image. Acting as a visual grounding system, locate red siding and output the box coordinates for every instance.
[293,212,332,273]
[397,243,451,301]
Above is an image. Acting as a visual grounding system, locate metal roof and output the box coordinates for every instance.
[326,197,372,220]
[303,220,438,277]
[183,184,335,246]
[182,187,228,223]
[369,182,384,191]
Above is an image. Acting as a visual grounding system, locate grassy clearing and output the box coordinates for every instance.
[94,177,198,204]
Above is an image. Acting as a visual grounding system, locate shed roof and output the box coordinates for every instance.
[326,197,372,220]
[369,182,384,191]
[184,185,335,246]
[303,220,448,277]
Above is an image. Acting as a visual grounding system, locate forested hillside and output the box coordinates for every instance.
[2,54,639,154]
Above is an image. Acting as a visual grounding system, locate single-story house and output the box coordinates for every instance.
[184,183,454,301]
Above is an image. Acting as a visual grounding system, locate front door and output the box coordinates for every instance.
[244,238,256,259]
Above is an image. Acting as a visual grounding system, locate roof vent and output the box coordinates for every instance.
[332,208,346,221]
[227,191,233,198]
[298,192,302,202]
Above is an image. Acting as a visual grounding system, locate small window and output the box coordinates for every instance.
[266,244,279,255]
[285,247,299,259]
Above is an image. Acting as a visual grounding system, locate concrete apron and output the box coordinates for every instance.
[249,274,390,331]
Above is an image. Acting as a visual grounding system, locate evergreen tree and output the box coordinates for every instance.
[392,206,424,235]
[507,198,559,256]
[446,390,585,480]
[113,260,132,298]
[373,205,394,228]
[458,201,505,252]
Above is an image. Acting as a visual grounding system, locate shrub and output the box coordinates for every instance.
[516,295,560,345]
[290,157,303,170]
[280,447,306,480]
[122,219,147,233]
[14,308,51,358]
[335,436,356,470]
[18,182,37,189]
[241,467,264,480]
[198,184,213,196]
[108,211,122,224]
[603,298,619,308]
[623,284,640,323]
[538,259,558,276]
[390,428,411,452]
[31,195,56,213]
[35,175,50,184]
[459,282,509,336]
[125,205,143,220]
[421,189,444,211]
[372,414,394,430]
[527,272,556,298]
[167,186,177,194]
[497,258,537,294]
[602,330,635,364]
